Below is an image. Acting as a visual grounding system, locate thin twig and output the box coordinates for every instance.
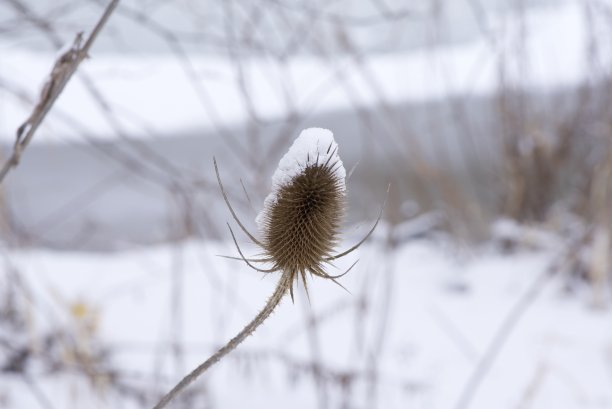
[453,269,550,409]
[0,0,119,184]
[152,272,291,409]
[453,230,591,409]
[21,373,57,409]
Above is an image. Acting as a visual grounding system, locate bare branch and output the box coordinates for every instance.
[453,230,592,409]
[0,0,119,184]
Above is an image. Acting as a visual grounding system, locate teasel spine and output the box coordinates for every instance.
[153,129,382,409]
[152,271,291,409]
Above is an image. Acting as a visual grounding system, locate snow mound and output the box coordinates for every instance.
[255,128,346,231]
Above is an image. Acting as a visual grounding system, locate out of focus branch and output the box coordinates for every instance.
[453,229,592,409]
[0,0,119,184]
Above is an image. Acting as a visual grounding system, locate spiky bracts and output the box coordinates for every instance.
[257,129,346,299]
[154,128,379,409]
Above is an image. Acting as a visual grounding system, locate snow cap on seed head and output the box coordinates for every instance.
[256,127,346,231]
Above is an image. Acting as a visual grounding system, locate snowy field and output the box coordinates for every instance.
[1,0,611,408]
[1,229,611,409]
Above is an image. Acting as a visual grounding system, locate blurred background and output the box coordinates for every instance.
[0,0,611,408]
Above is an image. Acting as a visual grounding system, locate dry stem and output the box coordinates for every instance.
[152,271,292,409]
[0,0,119,184]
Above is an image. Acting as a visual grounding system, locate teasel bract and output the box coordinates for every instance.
[153,128,382,409]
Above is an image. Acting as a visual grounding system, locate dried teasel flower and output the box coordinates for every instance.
[153,128,383,409]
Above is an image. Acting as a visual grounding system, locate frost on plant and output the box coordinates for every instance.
[154,127,379,409]
[256,127,347,232]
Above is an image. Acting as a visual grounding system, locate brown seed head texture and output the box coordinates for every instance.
[256,128,347,299]
[154,128,377,409]
[261,157,345,277]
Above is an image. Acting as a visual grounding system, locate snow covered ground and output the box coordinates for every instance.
[1,2,611,407]
[1,228,611,409]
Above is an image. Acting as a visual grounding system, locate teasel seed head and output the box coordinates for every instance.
[256,128,346,296]
[216,127,383,302]
[154,128,383,409]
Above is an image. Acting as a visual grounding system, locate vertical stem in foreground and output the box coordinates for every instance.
[152,271,291,409]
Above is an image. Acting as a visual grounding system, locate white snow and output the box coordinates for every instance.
[0,1,607,143]
[1,235,610,409]
[255,128,346,231]
[1,1,611,407]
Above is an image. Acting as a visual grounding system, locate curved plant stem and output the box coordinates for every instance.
[152,271,292,409]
